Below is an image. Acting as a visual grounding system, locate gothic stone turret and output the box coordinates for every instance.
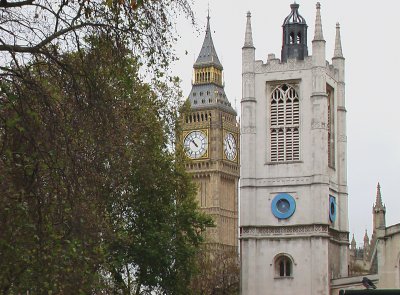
[240,3,348,295]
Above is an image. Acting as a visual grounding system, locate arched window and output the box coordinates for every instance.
[270,84,300,162]
[274,254,294,277]
[297,32,302,44]
[289,32,295,44]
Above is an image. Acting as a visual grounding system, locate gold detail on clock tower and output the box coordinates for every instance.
[181,14,239,251]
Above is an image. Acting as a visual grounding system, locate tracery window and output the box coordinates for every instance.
[274,254,293,277]
[270,84,300,162]
[327,85,335,168]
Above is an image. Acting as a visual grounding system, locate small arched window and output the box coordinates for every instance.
[274,254,293,277]
[289,32,295,44]
[297,32,302,44]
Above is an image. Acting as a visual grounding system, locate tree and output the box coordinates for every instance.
[0,35,212,294]
[190,247,240,295]
[0,0,193,73]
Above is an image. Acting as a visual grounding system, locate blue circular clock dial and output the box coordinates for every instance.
[271,193,296,219]
[329,195,337,223]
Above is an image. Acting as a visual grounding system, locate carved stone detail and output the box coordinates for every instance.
[338,134,347,142]
[311,120,328,130]
[254,61,263,73]
[268,81,300,94]
[243,73,255,84]
[326,65,337,80]
[256,177,310,186]
[241,126,256,134]
[256,57,313,74]
[241,225,330,238]
[242,51,254,73]
[329,229,349,242]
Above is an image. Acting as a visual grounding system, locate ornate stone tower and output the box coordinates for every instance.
[182,14,239,250]
[373,183,386,230]
[240,3,348,294]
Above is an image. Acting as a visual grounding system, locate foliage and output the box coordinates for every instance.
[0,0,194,75]
[190,247,240,295]
[0,35,212,294]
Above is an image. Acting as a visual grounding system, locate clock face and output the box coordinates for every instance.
[224,132,237,161]
[183,130,208,159]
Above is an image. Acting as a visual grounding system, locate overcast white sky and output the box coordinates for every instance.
[171,0,400,245]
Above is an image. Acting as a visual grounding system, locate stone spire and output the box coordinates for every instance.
[333,22,343,58]
[363,230,370,260]
[351,234,356,250]
[363,230,369,244]
[313,2,324,41]
[374,182,384,210]
[243,11,254,48]
[373,182,386,230]
[194,14,223,70]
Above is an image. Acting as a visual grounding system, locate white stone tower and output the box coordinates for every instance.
[240,3,348,294]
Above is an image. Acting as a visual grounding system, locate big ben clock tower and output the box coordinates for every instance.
[182,14,239,250]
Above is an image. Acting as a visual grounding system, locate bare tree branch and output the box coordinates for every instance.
[0,22,107,53]
[0,0,34,8]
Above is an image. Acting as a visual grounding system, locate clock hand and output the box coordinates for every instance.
[191,139,199,148]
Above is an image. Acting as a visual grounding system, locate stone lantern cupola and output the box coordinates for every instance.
[281,3,308,62]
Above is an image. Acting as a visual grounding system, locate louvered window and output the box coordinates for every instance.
[270,84,300,162]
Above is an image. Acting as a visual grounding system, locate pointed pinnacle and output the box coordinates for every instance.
[334,22,343,58]
[206,12,211,34]
[351,234,356,247]
[375,182,384,208]
[243,11,254,48]
[313,2,324,41]
[194,13,223,69]
[364,229,369,242]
